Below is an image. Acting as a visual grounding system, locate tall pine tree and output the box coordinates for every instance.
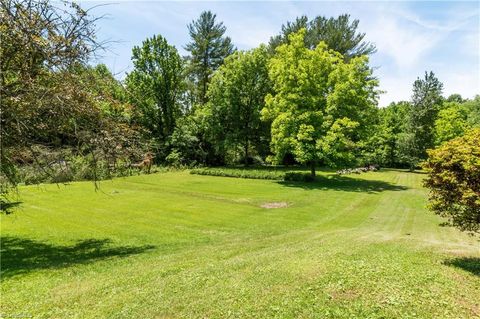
[401,71,443,169]
[269,14,376,59]
[185,11,234,105]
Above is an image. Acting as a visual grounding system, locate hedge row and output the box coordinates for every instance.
[190,168,314,182]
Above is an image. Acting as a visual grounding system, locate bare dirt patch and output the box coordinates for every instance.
[329,289,360,301]
[261,202,288,209]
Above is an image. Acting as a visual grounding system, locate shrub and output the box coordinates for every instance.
[423,128,480,234]
[166,150,186,168]
[190,167,318,182]
[17,154,139,185]
[190,168,284,180]
[284,172,315,182]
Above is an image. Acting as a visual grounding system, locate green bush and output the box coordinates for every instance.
[18,155,139,185]
[423,128,480,234]
[190,168,284,180]
[190,167,317,182]
[284,172,315,182]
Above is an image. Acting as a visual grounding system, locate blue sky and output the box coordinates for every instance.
[83,1,479,106]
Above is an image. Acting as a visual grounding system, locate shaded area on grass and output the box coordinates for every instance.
[0,201,22,214]
[278,175,408,193]
[190,166,338,181]
[0,237,155,279]
[444,257,480,277]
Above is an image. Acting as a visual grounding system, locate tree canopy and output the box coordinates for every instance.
[365,102,411,167]
[400,71,443,169]
[269,14,376,59]
[126,35,184,147]
[206,45,272,165]
[185,11,235,105]
[263,29,378,177]
[423,128,480,234]
[0,0,130,204]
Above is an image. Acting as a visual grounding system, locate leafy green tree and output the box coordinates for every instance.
[269,14,375,59]
[0,0,119,209]
[434,95,480,145]
[365,102,410,167]
[126,35,184,149]
[206,46,272,165]
[263,29,378,177]
[434,102,469,145]
[423,128,480,234]
[463,95,480,128]
[402,71,443,169]
[185,11,234,105]
[167,106,224,167]
[166,113,207,167]
[446,93,464,103]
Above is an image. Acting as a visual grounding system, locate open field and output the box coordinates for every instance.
[1,169,479,318]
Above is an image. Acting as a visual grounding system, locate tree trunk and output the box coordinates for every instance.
[244,141,249,167]
[310,162,316,179]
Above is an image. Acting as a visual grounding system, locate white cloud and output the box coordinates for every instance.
[440,71,480,100]
[394,6,478,32]
[376,62,480,107]
[361,2,480,105]
[377,73,414,106]
[364,8,444,69]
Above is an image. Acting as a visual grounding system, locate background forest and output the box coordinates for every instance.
[1,0,479,197]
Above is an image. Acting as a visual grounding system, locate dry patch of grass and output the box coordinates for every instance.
[260,202,288,209]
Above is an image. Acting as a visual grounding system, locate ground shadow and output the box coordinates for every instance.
[0,201,22,214]
[443,257,480,277]
[384,168,427,175]
[278,175,408,193]
[0,236,155,279]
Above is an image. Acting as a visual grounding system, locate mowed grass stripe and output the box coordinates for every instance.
[1,169,479,318]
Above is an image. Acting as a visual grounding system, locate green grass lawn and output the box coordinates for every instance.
[1,169,479,318]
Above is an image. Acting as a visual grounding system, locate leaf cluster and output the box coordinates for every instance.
[423,128,480,234]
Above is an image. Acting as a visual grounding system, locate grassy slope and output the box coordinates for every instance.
[1,169,479,318]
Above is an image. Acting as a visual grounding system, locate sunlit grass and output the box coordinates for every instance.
[1,169,479,318]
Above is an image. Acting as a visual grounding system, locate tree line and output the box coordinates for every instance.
[124,9,479,176]
[1,1,479,207]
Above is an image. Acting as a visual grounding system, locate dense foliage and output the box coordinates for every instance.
[364,94,480,170]
[269,14,376,58]
[263,30,378,177]
[434,96,480,145]
[401,71,444,169]
[364,102,410,167]
[206,46,272,165]
[2,0,479,221]
[126,34,184,158]
[423,129,480,234]
[0,0,142,208]
[190,167,284,180]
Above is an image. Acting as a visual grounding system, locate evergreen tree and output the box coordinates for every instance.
[269,14,376,59]
[185,11,235,105]
[402,71,443,169]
